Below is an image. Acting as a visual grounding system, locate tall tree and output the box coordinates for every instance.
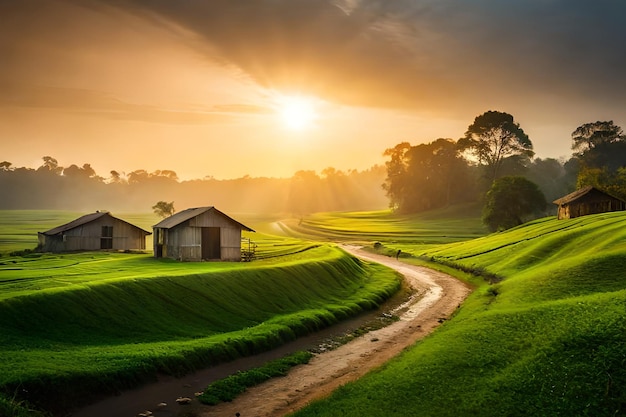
[458,111,533,184]
[383,139,476,213]
[382,142,411,211]
[572,121,626,199]
[571,121,626,171]
[404,139,473,211]
[571,120,624,155]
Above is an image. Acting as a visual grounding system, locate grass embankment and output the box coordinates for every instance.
[292,212,626,417]
[0,243,400,416]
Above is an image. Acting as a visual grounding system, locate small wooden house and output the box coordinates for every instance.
[38,212,151,252]
[553,186,626,220]
[152,206,254,262]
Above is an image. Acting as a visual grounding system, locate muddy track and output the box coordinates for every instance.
[194,245,473,417]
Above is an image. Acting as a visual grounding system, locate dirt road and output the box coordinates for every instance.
[197,245,472,417]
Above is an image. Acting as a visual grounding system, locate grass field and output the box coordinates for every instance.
[0,210,401,416]
[275,203,487,248]
[2,209,625,416]
[291,211,626,417]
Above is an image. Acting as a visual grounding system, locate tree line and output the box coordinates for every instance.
[2,112,624,225]
[0,158,387,214]
[382,110,626,230]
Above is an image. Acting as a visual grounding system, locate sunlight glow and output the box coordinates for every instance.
[276,95,319,131]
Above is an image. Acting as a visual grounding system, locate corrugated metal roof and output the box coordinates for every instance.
[41,212,151,236]
[152,206,255,232]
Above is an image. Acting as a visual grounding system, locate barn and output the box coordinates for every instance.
[152,206,254,262]
[553,186,626,220]
[38,211,151,252]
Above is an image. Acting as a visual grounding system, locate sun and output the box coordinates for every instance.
[276,95,318,131]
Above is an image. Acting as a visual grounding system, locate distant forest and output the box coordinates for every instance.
[2,115,625,216]
[381,114,626,214]
[0,158,388,214]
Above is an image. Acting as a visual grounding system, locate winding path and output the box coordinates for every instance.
[197,245,473,417]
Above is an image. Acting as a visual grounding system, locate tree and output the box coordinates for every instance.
[152,170,179,181]
[572,120,624,156]
[37,156,63,175]
[382,139,478,213]
[482,176,546,232]
[109,170,125,184]
[152,201,175,218]
[382,142,411,211]
[525,157,576,202]
[128,169,150,184]
[405,138,475,211]
[458,111,534,184]
[571,121,626,198]
[62,163,97,179]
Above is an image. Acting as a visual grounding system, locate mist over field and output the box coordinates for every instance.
[0,162,387,214]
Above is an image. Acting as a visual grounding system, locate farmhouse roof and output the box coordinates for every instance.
[553,186,625,205]
[152,206,255,232]
[41,212,151,236]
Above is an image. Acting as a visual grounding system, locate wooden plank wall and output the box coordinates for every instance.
[45,216,147,252]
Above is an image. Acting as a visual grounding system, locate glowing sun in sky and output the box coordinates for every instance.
[276,95,319,131]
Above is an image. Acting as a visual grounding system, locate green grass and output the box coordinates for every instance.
[0,246,329,301]
[198,350,314,405]
[0,211,402,415]
[0,246,401,414]
[291,211,626,417]
[274,203,487,250]
[4,208,625,416]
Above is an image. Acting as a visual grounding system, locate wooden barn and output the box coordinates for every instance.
[38,211,151,252]
[152,207,254,262]
[553,186,626,220]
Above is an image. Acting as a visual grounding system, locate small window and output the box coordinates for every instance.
[101,226,113,249]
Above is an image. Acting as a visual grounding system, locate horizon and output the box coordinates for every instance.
[2,1,626,180]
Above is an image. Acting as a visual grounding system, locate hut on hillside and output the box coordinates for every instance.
[152,206,254,262]
[38,211,151,252]
[552,186,626,220]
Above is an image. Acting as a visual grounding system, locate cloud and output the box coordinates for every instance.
[99,0,626,114]
[2,0,625,129]
[0,81,276,124]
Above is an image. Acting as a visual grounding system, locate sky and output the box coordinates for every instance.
[1,0,625,180]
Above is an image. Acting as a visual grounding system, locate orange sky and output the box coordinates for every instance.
[1,0,625,180]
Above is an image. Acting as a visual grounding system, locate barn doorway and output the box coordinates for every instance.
[202,227,221,260]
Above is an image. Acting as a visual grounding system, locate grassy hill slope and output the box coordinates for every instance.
[0,245,400,416]
[276,203,487,247]
[292,212,626,417]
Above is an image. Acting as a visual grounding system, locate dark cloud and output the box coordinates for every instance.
[97,0,626,113]
[2,0,625,131]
